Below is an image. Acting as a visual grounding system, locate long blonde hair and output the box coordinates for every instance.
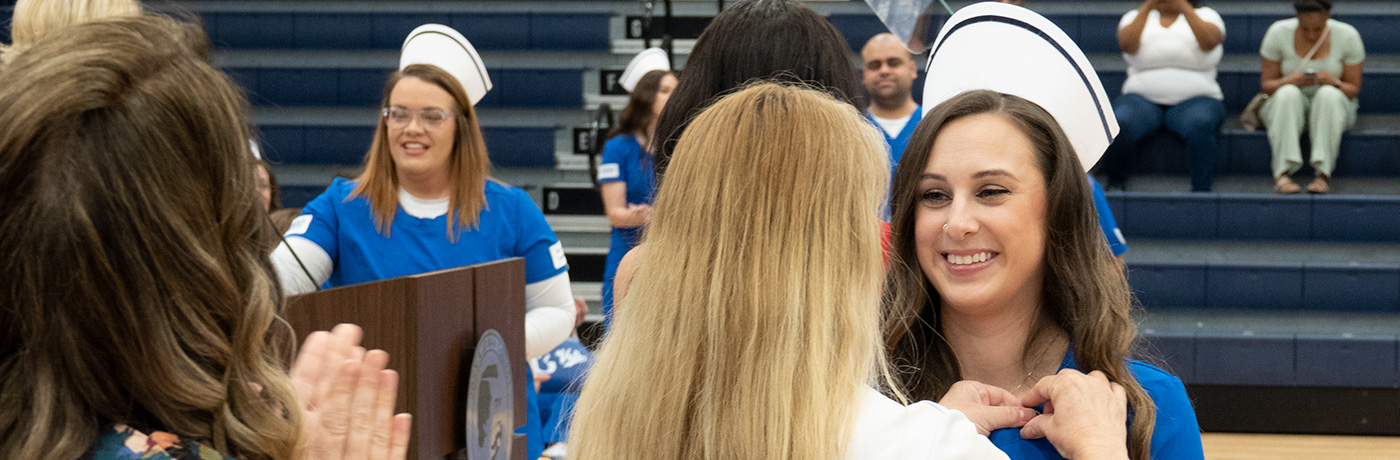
[569,82,891,460]
[0,0,142,64]
[0,16,300,460]
[351,64,491,240]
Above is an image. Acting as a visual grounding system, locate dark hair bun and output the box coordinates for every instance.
[1294,0,1333,14]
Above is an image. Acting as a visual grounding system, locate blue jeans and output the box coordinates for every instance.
[1100,94,1225,192]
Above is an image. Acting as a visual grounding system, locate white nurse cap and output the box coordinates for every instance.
[619,48,671,93]
[400,24,492,106]
[921,2,1117,170]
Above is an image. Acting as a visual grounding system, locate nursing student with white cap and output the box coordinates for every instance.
[270,24,577,459]
[596,48,676,329]
[883,3,1203,460]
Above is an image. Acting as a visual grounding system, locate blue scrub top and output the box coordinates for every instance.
[989,350,1204,460]
[598,134,656,210]
[292,177,569,288]
[597,134,657,325]
[867,106,924,178]
[1087,175,1129,256]
[293,177,566,460]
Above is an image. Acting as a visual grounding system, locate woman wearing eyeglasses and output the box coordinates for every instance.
[271,27,578,460]
[274,42,577,358]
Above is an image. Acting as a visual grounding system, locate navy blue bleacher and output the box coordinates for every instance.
[1108,193,1400,241]
[207,4,1400,175]
[206,11,610,51]
[1145,329,1400,389]
[258,123,556,168]
[1130,261,1400,312]
[202,5,607,171]
[231,66,582,108]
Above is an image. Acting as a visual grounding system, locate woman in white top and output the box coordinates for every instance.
[568,83,1133,460]
[1098,0,1225,192]
[1259,0,1364,194]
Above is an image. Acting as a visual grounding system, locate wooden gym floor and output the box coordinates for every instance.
[1203,433,1400,460]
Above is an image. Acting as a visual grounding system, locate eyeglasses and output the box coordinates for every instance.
[381,107,454,129]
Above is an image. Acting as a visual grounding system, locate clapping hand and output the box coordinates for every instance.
[290,324,413,460]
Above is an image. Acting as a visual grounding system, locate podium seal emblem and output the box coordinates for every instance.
[464,329,512,460]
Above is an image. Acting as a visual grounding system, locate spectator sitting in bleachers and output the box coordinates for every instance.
[1098,0,1226,192]
[598,49,675,329]
[572,82,1133,460]
[0,16,409,460]
[1261,0,1365,194]
[0,0,141,64]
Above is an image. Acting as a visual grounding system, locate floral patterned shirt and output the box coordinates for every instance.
[83,424,232,460]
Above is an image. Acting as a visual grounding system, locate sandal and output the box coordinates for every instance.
[1274,175,1302,194]
[1307,174,1330,194]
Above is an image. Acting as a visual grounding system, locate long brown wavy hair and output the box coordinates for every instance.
[350,64,491,241]
[882,90,1155,460]
[570,82,892,460]
[0,16,301,460]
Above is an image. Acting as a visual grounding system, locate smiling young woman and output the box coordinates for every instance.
[268,31,580,459]
[883,90,1204,460]
[271,63,576,363]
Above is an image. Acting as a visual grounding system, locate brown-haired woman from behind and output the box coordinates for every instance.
[0,16,408,460]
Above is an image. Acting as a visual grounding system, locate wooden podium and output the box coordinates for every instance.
[286,258,528,460]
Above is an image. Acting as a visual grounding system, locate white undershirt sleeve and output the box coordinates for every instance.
[524,271,576,360]
[271,236,333,296]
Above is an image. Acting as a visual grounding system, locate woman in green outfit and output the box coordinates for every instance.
[1260,0,1365,194]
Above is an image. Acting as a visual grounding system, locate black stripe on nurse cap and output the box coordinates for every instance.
[921,2,1117,171]
[401,24,492,106]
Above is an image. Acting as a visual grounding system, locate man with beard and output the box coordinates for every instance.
[861,33,922,179]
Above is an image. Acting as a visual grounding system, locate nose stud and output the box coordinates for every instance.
[943,224,948,231]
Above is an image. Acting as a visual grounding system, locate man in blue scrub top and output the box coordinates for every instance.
[861,33,923,178]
